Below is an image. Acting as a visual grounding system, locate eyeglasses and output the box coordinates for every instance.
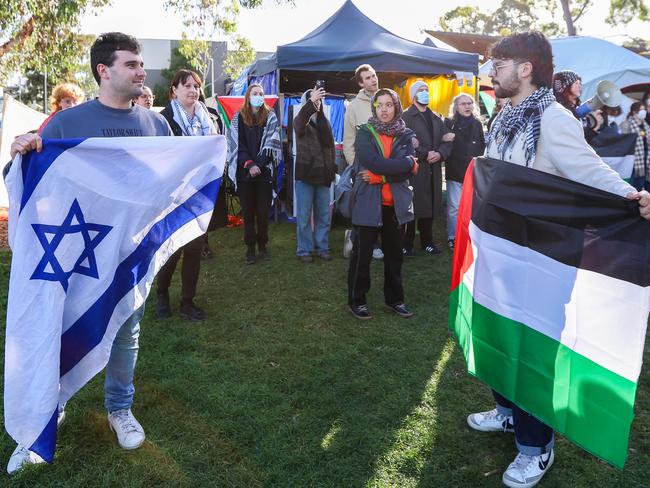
[489,61,524,76]
[139,94,155,100]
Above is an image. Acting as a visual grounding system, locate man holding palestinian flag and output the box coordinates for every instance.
[452,31,650,488]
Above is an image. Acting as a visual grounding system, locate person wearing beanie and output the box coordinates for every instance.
[552,70,582,116]
[293,84,337,262]
[402,80,453,256]
[553,70,603,140]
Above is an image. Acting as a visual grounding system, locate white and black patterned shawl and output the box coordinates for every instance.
[227,110,282,189]
[486,87,556,166]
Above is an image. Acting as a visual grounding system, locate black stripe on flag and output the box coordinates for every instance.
[590,131,637,158]
[471,157,650,287]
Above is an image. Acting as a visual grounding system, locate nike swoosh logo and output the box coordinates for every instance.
[538,455,551,470]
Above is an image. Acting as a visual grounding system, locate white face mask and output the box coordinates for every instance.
[638,109,647,120]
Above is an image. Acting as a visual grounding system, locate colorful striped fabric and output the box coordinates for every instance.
[450,156,650,468]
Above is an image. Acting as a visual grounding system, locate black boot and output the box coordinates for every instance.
[245,246,256,265]
[156,289,171,319]
[179,300,207,321]
[258,245,270,260]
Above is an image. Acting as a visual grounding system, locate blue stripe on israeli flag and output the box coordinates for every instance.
[4,136,226,462]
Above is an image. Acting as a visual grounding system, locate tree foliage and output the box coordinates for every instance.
[440,0,560,36]
[165,0,261,84]
[152,46,202,107]
[0,1,109,84]
[3,34,96,110]
[607,0,649,25]
[439,0,648,37]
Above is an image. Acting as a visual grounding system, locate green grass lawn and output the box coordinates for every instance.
[0,223,648,487]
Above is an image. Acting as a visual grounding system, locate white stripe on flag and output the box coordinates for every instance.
[4,136,226,457]
[466,222,650,382]
[602,155,634,180]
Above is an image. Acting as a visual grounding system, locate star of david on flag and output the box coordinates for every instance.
[4,136,227,463]
[31,199,112,292]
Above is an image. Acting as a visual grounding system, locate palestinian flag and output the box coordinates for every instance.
[449,156,650,468]
[590,128,637,180]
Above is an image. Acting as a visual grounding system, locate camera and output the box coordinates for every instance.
[315,80,325,90]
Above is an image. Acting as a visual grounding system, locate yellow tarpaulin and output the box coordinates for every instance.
[395,76,477,117]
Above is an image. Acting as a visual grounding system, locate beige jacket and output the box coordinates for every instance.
[343,89,373,165]
[486,102,634,197]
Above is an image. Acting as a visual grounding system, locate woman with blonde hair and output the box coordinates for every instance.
[37,83,85,134]
[444,93,485,250]
[227,83,281,264]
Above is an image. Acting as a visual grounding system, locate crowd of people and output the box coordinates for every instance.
[7,28,650,488]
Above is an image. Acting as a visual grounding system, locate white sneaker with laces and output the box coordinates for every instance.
[7,445,46,475]
[502,450,554,488]
[372,247,384,260]
[108,408,145,450]
[467,408,514,432]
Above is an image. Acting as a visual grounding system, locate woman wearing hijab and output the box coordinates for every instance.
[227,83,282,264]
[157,69,217,321]
[347,88,418,320]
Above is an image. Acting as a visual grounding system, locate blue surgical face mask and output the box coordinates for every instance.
[415,91,429,105]
[250,95,264,108]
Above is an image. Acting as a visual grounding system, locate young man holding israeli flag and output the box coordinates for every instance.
[6,32,226,474]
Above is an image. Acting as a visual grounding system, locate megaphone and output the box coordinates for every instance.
[577,80,623,117]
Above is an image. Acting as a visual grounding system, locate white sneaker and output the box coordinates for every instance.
[372,247,384,260]
[343,229,353,258]
[7,445,46,475]
[57,409,66,428]
[502,450,554,488]
[467,408,514,432]
[108,409,145,450]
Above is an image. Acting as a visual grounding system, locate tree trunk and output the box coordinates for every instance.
[0,17,36,60]
[559,0,577,35]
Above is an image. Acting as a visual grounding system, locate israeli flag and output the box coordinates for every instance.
[4,136,226,462]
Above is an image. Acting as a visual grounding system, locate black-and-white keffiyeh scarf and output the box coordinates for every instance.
[171,99,215,136]
[486,87,556,166]
[227,110,282,189]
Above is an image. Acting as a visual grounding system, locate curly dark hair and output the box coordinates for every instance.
[489,31,554,89]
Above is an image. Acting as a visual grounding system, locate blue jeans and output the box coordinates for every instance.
[492,390,554,456]
[104,305,142,412]
[446,180,463,241]
[295,180,331,256]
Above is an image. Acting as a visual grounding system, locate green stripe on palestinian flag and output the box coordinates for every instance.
[450,157,650,468]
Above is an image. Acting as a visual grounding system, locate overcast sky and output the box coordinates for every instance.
[80,0,649,51]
